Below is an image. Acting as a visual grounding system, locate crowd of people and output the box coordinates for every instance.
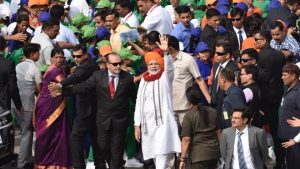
[1,0,300,169]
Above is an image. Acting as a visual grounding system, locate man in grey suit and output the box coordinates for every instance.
[220,107,268,169]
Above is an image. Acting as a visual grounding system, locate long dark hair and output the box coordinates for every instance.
[186,86,209,126]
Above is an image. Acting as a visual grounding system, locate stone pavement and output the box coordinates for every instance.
[8,129,275,169]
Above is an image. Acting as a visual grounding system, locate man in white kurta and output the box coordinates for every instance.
[134,49,181,169]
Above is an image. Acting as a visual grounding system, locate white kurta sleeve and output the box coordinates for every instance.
[134,79,144,126]
[164,54,174,82]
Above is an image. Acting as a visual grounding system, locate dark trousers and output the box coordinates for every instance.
[70,114,106,169]
[285,143,300,169]
[98,126,126,169]
[261,99,285,166]
[190,158,218,169]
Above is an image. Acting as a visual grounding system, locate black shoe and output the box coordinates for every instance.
[274,163,286,169]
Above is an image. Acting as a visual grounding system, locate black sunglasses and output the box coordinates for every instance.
[73,54,83,58]
[241,58,253,63]
[231,18,242,22]
[109,61,123,67]
[254,38,264,41]
[216,52,228,56]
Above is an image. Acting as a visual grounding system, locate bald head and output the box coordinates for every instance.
[107,53,123,74]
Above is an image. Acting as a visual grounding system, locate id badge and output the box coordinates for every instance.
[223,111,229,120]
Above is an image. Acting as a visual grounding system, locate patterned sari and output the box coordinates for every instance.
[33,66,73,169]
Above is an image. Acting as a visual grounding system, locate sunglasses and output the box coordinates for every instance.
[231,18,242,22]
[241,58,253,63]
[73,54,83,58]
[109,61,123,67]
[254,38,264,41]
[216,52,228,56]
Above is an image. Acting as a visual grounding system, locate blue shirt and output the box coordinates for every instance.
[171,22,194,53]
[196,58,212,84]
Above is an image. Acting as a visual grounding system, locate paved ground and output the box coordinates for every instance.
[2,130,142,169]
[4,129,275,169]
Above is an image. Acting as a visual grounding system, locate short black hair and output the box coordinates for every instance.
[270,20,285,32]
[42,18,60,30]
[94,10,107,21]
[233,106,251,124]
[256,29,272,42]
[144,31,160,45]
[219,67,235,83]
[106,9,120,18]
[167,35,180,50]
[115,0,134,11]
[206,8,220,19]
[73,44,87,54]
[0,36,6,51]
[23,43,41,58]
[50,5,65,20]
[216,41,233,55]
[16,14,29,24]
[244,16,263,36]
[175,5,191,15]
[287,0,300,5]
[242,65,259,82]
[51,47,64,58]
[241,48,258,61]
[230,7,244,18]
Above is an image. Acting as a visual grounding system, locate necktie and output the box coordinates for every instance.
[109,75,115,98]
[237,132,247,169]
[238,30,243,50]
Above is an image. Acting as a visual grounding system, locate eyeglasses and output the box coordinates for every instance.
[109,61,123,67]
[231,18,242,22]
[216,52,228,56]
[73,54,83,58]
[254,38,264,41]
[241,58,253,63]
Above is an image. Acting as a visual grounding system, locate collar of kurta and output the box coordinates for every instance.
[147,4,158,15]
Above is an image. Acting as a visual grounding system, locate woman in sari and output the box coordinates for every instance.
[34,47,73,169]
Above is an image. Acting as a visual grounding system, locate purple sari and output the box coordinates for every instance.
[34,66,73,169]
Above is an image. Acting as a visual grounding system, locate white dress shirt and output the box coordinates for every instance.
[233,26,247,49]
[108,70,119,91]
[232,126,255,169]
[141,5,173,35]
[214,59,230,78]
[34,23,79,44]
[121,11,139,28]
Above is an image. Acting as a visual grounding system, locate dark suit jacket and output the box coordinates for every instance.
[220,126,268,169]
[61,57,99,118]
[64,69,137,130]
[0,55,22,110]
[227,26,250,58]
[211,60,239,114]
[222,84,246,128]
[257,45,286,103]
[200,25,219,49]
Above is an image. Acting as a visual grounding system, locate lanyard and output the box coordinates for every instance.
[149,4,158,13]
[124,12,133,22]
